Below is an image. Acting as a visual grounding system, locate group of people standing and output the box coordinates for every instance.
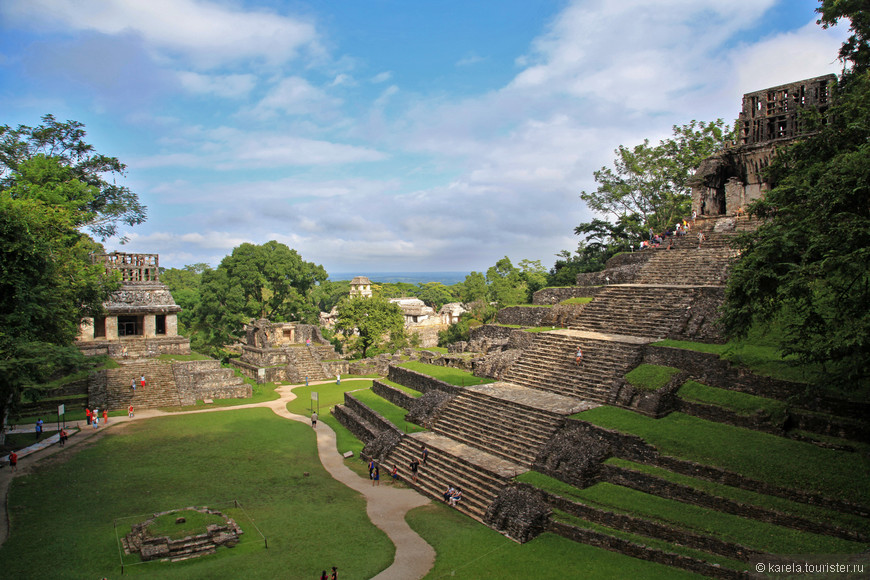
[85,407,108,429]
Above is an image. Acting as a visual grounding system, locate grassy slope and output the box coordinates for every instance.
[0,409,393,579]
[406,502,702,579]
[572,407,870,504]
[397,361,495,386]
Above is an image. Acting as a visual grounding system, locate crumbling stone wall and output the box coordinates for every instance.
[406,389,455,428]
[495,306,550,327]
[608,371,688,418]
[372,380,416,409]
[533,427,611,489]
[532,286,603,305]
[576,252,653,286]
[484,485,551,543]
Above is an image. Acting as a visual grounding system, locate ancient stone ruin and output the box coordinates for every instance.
[122,507,243,563]
[690,74,836,217]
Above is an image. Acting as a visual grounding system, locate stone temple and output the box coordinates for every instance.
[690,74,835,217]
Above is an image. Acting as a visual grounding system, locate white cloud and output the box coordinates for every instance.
[176,71,257,98]
[456,53,486,67]
[245,76,341,119]
[137,127,388,169]
[1,0,320,69]
[371,71,393,84]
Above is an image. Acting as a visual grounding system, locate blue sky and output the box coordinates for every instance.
[0,0,846,273]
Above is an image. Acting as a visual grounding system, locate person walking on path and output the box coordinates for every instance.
[35,419,43,439]
[372,464,380,486]
[128,405,134,418]
[85,408,92,425]
[102,409,108,425]
[311,411,318,429]
[59,429,67,447]
[8,451,17,472]
[336,374,341,386]
[410,458,419,483]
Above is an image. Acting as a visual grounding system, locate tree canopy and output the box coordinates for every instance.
[0,115,140,430]
[191,241,327,356]
[721,7,870,392]
[335,295,405,359]
[0,115,146,240]
[580,119,731,237]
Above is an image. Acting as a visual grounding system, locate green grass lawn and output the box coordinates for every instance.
[379,379,423,398]
[677,380,788,422]
[603,458,870,534]
[397,361,495,387]
[517,473,864,555]
[406,502,703,579]
[571,407,870,504]
[624,364,681,391]
[560,296,594,305]
[352,390,425,434]
[0,409,393,579]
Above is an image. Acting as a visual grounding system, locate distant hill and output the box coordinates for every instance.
[329,272,470,286]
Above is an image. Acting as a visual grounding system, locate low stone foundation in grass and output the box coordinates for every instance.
[122,507,243,562]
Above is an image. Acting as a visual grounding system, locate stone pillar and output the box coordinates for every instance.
[144,315,156,338]
[78,318,95,342]
[106,316,119,340]
[166,314,178,337]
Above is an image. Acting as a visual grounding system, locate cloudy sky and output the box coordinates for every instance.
[0,0,846,275]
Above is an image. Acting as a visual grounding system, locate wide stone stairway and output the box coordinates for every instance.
[106,361,182,409]
[566,285,699,339]
[501,331,646,402]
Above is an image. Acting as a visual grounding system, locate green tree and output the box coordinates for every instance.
[191,242,326,356]
[720,61,870,388]
[335,296,405,359]
[0,114,146,240]
[0,120,144,430]
[459,271,487,303]
[818,0,870,72]
[518,259,548,299]
[161,264,210,335]
[580,119,731,237]
[486,256,527,307]
[417,282,456,310]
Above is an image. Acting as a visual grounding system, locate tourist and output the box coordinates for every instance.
[372,464,380,486]
[421,445,428,465]
[336,374,340,386]
[140,375,146,389]
[368,459,376,480]
[575,347,583,366]
[85,408,92,425]
[449,488,462,507]
[121,346,128,359]
[443,485,455,502]
[93,409,99,429]
[9,451,17,472]
[128,405,134,418]
[35,419,43,439]
[409,458,419,483]
[698,231,706,248]
[692,210,697,221]
[320,571,328,580]
[331,566,338,580]
[59,429,67,447]
[311,411,318,429]
[132,377,136,391]
[103,409,108,425]
[390,465,398,482]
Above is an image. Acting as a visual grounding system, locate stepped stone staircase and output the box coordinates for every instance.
[566,285,699,339]
[633,247,737,286]
[385,432,522,521]
[502,331,645,402]
[430,383,591,467]
[298,345,334,381]
[105,361,182,409]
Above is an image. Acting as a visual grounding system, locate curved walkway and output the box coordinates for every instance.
[0,380,436,579]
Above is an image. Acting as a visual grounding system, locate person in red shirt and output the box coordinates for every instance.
[128,405,134,418]
[9,451,17,472]
[85,408,92,425]
[103,409,108,424]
